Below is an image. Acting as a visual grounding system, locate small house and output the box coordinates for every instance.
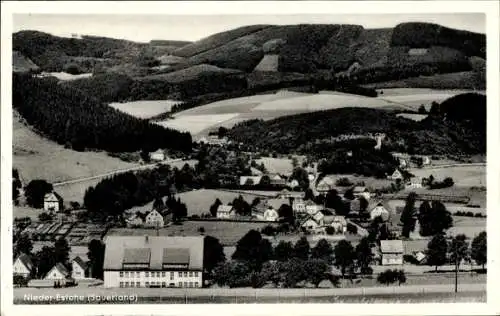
[305,200,322,215]
[380,240,404,265]
[311,210,325,226]
[45,263,71,280]
[270,174,286,186]
[71,256,88,280]
[287,179,300,188]
[406,177,423,189]
[239,176,262,186]
[263,208,279,222]
[44,192,63,213]
[301,217,320,231]
[330,216,347,234]
[389,169,404,181]
[144,209,165,228]
[217,205,235,219]
[126,213,145,228]
[353,186,371,200]
[369,201,392,222]
[13,253,33,278]
[149,149,165,162]
[292,197,306,214]
[250,167,263,176]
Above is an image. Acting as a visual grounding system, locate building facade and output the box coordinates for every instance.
[144,210,165,228]
[43,192,63,213]
[103,236,204,288]
[13,253,33,278]
[217,205,235,219]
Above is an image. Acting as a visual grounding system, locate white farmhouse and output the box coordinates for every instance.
[103,236,204,288]
[144,210,165,228]
[13,253,33,278]
[43,192,63,213]
[71,256,88,280]
[217,205,235,219]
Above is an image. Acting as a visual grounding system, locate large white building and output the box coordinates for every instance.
[103,236,204,288]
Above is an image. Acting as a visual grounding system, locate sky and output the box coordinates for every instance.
[13,13,485,43]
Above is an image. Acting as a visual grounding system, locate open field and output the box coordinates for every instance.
[126,188,261,216]
[396,113,427,121]
[319,174,393,190]
[13,111,138,184]
[109,100,180,119]
[165,88,473,136]
[410,165,486,187]
[447,216,486,238]
[106,221,276,246]
[255,157,306,175]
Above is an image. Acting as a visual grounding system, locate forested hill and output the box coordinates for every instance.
[12,73,192,153]
[227,93,486,156]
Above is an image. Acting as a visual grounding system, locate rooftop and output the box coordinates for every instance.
[380,240,404,253]
[103,236,203,270]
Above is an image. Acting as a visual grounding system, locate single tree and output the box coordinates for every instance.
[232,230,272,271]
[343,188,355,200]
[377,269,398,286]
[87,239,105,279]
[305,259,330,288]
[418,105,427,114]
[274,241,294,262]
[152,197,165,211]
[34,246,56,278]
[334,240,356,280]
[304,188,315,201]
[293,236,311,260]
[449,234,470,272]
[204,236,226,274]
[14,234,33,258]
[209,198,222,217]
[282,258,306,288]
[278,204,294,224]
[355,237,374,275]
[212,261,251,288]
[426,233,448,272]
[397,270,407,285]
[400,192,418,238]
[311,238,334,263]
[470,231,487,270]
[25,180,53,208]
[54,237,70,267]
[261,261,285,287]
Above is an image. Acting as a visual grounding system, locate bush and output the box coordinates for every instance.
[64,64,82,75]
[38,212,53,222]
[325,226,335,235]
[261,225,277,236]
[377,269,406,285]
[336,177,353,187]
[347,223,358,235]
[13,275,28,287]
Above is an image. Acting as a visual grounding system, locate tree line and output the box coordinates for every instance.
[211,230,376,288]
[13,73,192,153]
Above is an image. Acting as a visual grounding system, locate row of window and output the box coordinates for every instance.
[119,271,199,278]
[119,281,199,288]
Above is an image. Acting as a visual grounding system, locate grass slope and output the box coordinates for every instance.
[13,110,137,184]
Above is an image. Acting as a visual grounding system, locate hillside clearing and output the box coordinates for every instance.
[109,100,180,119]
[13,111,137,184]
[166,88,474,137]
[41,72,93,81]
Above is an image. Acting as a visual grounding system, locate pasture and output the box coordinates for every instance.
[255,157,306,175]
[13,111,137,184]
[165,88,472,136]
[176,189,261,216]
[410,165,486,187]
[447,216,486,239]
[109,100,180,119]
[106,220,275,246]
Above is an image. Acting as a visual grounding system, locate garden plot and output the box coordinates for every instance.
[109,100,180,119]
[410,165,486,187]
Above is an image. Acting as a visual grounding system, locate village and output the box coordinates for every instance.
[12,133,487,295]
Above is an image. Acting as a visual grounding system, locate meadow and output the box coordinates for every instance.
[163,88,473,136]
[410,164,486,187]
[109,100,180,119]
[106,220,275,246]
[13,111,137,184]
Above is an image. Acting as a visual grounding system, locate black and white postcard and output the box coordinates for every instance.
[1,1,499,316]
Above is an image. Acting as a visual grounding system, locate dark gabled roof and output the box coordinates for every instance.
[162,248,190,265]
[16,253,34,270]
[123,248,151,264]
[52,262,70,277]
[72,256,87,269]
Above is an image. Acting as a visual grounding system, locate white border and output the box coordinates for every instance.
[2,1,499,316]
